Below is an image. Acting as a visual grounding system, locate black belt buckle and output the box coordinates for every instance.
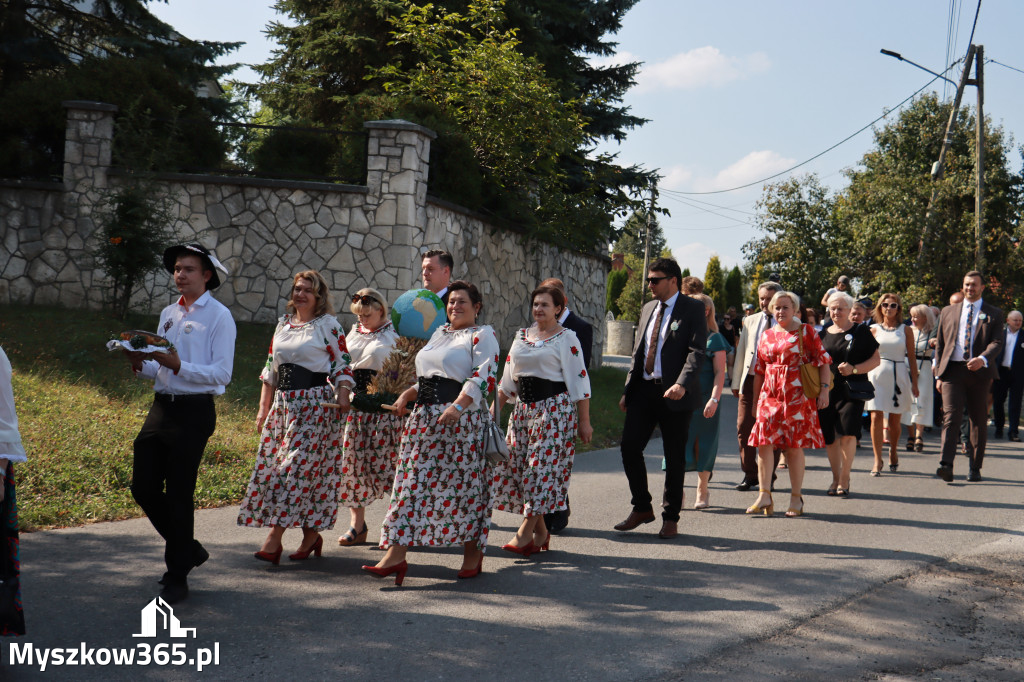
[649,377,663,385]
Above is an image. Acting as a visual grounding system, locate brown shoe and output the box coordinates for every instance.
[658,521,679,539]
[613,510,656,531]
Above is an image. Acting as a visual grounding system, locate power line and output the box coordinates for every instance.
[965,0,982,54]
[659,191,758,216]
[667,65,959,195]
[987,58,1024,76]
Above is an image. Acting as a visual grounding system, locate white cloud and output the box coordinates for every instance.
[695,150,796,192]
[659,165,694,190]
[636,46,770,93]
[588,50,642,70]
[671,242,719,276]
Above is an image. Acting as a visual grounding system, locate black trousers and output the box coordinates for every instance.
[992,366,1023,435]
[131,394,216,585]
[620,379,693,522]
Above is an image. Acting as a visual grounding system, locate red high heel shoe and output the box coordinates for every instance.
[361,561,408,586]
[254,546,283,565]
[457,555,484,579]
[536,534,550,552]
[288,534,323,561]
[501,541,537,558]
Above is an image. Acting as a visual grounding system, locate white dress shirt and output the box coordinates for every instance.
[747,312,773,376]
[953,298,986,365]
[642,292,678,380]
[137,290,236,395]
[1002,328,1019,368]
[0,347,26,463]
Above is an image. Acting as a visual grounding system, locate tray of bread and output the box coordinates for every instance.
[105,330,176,354]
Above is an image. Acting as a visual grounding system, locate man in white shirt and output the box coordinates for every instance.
[421,249,453,307]
[992,310,1024,441]
[126,243,236,604]
[934,271,1004,482]
[730,281,782,490]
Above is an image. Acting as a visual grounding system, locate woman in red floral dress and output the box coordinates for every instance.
[747,291,831,517]
[362,281,500,585]
[491,285,592,556]
[237,271,354,563]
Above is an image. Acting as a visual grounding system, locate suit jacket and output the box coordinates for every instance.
[935,300,1005,381]
[623,294,707,411]
[562,311,594,369]
[730,311,770,390]
[999,328,1024,382]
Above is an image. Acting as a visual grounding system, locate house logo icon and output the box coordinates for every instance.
[132,597,197,638]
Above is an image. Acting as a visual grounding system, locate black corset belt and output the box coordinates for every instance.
[415,376,464,405]
[517,376,568,403]
[353,368,377,393]
[278,363,330,391]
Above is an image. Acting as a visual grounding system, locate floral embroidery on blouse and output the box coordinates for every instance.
[326,324,355,386]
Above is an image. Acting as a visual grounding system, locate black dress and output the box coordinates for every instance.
[818,323,879,443]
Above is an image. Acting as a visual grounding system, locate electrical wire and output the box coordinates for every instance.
[987,58,1024,76]
[665,65,959,196]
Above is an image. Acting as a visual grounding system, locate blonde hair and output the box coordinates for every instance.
[768,290,800,312]
[872,293,903,325]
[286,270,333,316]
[690,293,717,332]
[909,304,935,332]
[349,287,389,317]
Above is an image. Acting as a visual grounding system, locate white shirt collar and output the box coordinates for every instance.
[558,308,571,324]
[659,292,679,311]
[177,290,212,309]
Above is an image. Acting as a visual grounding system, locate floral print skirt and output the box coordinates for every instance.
[237,385,345,529]
[379,404,492,550]
[491,393,576,516]
[339,410,402,508]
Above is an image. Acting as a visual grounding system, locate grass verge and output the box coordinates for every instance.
[1,304,625,530]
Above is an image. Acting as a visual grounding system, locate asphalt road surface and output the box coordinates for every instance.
[6,393,1024,680]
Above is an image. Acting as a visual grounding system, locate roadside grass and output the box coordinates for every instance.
[1,304,626,530]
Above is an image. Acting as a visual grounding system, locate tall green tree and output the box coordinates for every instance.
[606,268,628,318]
[704,255,725,313]
[744,174,847,303]
[725,265,743,312]
[838,94,1022,306]
[613,208,666,260]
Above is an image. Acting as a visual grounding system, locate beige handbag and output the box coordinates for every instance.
[798,325,832,400]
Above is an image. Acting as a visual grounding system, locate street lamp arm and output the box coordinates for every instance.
[880,48,958,87]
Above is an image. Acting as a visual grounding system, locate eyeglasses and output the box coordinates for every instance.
[646,276,668,284]
[881,303,899,309]
[351,294,380,306]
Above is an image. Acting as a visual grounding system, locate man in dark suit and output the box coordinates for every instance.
[421,249,453,308]
[538,278,594,534]
[992,310,1024,441]
[935,270,1005,482]
[614,258,707,539]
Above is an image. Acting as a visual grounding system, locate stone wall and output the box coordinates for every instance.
[0,101,608,360]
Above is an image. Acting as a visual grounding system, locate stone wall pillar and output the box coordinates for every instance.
[363,120,436,291]
[62,100,117,193]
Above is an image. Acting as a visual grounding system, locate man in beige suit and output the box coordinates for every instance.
[935,271,1004,482]
[730,281,782,490]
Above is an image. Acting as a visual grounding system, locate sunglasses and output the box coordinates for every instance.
[881,302,899,309]
[351,294,381,306]
[646,276,668,284]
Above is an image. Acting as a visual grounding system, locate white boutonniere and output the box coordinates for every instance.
[844,334,853,342]
[978,313,987,321]
[670,320,680,332]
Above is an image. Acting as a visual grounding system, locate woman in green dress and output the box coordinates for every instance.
[685,294,732,509]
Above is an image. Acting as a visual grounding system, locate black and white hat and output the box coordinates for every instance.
[162,243,229,290]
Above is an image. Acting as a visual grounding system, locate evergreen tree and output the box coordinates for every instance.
[606,268,628,318]
[704,255,725,313]
[613,208,666,260]
[725,265,744,312]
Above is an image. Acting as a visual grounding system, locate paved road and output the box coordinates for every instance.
[6,391,1024,680]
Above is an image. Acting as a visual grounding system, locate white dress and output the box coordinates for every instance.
[865,324,914,416]
[340,322,403,508]
[491,328,592,515]
[910,327,936,427]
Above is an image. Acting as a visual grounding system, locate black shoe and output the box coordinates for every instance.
[158,582,188,605]
[936,466,954,482]
[967,470,982,482]
[545,503,571,535]
[1010,433,1020,442]
[734,479,755,491]
[160,542,210,585]
[995,429,1003,439]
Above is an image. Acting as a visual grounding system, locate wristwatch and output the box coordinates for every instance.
[710,397,719,403]
[852,367,858,374]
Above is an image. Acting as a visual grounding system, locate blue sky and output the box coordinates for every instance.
[151,0,1024,277]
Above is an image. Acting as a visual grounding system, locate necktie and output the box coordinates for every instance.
[963,303,974,360]
[644,302,667,375]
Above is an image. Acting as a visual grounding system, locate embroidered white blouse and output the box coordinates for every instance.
[499,328,592,403]
[346,322,400,371]
[260,314,355,389]
[415,324,501,410]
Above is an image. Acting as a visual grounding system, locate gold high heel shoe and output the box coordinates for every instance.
[786,495,804,517]
[745,490,774,516]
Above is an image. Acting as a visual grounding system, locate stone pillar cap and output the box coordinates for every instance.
[363,119,436,139]
[62,100,118,112]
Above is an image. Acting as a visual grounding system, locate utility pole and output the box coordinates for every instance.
[639,185,654,321]
[917,44,977,264]
[973,46,985,272]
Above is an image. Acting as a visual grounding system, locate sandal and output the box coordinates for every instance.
[905,439,915,452]
[914,437,924,452]
[338,524,369,547]
[826,486,838,496]
[837,487,850,497]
